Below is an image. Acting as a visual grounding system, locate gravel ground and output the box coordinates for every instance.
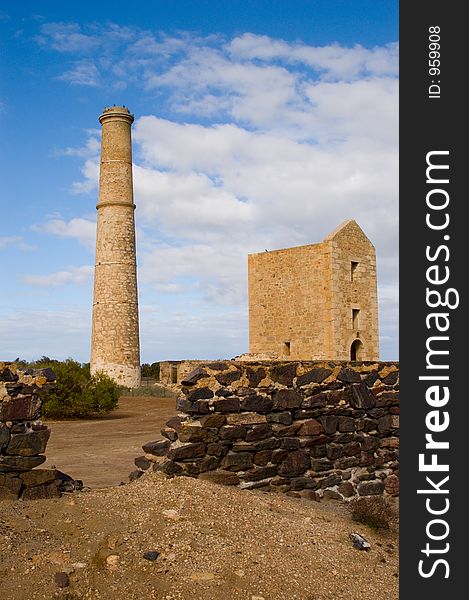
[0,473,398,600]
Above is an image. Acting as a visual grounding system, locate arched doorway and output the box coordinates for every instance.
[350,339,364,361]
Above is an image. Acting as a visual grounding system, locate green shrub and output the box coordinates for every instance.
[141,362,160,379]
[28,358,119,419]
[120,384,176,398]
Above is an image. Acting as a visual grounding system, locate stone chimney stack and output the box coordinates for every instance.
[90,106,141,387]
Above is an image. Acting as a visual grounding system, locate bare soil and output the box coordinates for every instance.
[42,396,178,488]
[0,395,399,600]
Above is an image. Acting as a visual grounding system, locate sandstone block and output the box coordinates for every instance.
[0,423,9,452]
[167,442,206,461]
[221,452,253,471]
[219,425,247,440]
[338,417,355,432]
[19,469,58,487]
[244,465,278,481]
[319,415,338,434]
[134,456,152,470]
[271,363,297,386]
[361,436,380,452]
[199,470,240,485]
[245,423,272,442]
[215,369,241,386]
[384,474,400,496]
[326,444,345,460]
[199,414,226,428]
[0,473,22,500]
[6,428,50,457]
[338,481,355,497]
[278,450,310,477]
[240,394,273,413]
[245,367,266,387]
[186,387,214,401]
[178,425,218,443]
[350,383,376,409]
[301,393,327,409]
[0,395,42,421]
[357,480,384,496]
[297,419,324,436]
[142,439,170,456]
[226,412,266,425]
[253,450,273,466]
[22,481,61,500]
[337,367,361,383]
[296,368,332,386]
[160,427,178,442]
[266,411,292,425]
[272,389,302,410]
[166,416,183,431]
[212,397,240,412]
[0,455,46,472]
[180,367,208,386]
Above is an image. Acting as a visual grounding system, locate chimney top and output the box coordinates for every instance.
[99,105,134,125]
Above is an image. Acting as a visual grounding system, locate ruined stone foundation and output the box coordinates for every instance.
[0,362,81,500]
[133,360,399,500]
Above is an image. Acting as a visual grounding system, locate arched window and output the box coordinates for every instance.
[350,339,364,361]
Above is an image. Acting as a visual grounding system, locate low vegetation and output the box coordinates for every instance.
[16,357,119,419]
[140,361,160,379]
[120,384,176,398]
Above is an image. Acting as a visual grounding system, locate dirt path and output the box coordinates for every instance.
[42,396,177,488]
[0,473,398,600]
[1,394,399,599]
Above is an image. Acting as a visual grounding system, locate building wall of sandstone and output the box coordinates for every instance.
[248,220,379,361]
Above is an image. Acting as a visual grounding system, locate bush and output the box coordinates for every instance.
[29,358,119,419]
[349,495,395,530]
[120,384,176,398]
[141,362,160,379]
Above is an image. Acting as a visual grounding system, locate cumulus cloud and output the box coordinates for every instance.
[1,307,92,362]
[228,34,399,80]
[59,59,100,86]
[35,24,398,358]
[0,236,35,251]
[23,265,94,287]
[32,217,96,250]
[37,22,100,53]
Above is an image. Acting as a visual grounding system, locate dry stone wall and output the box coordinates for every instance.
[134,361,399,500]
[0,362,78,500]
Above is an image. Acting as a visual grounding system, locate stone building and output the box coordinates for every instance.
[248,220,379,361]
[90,106,141,387]
[159,360,209,386]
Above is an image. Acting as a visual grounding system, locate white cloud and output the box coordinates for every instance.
[59,59,100,86]
[33,217,96,250]
[228,34,399,80]
[1,307,92,362]
[38,22,100,53]
[35,25,398,358]
[23,265,94,287]
[0,236,35,251]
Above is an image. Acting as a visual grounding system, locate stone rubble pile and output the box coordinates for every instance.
[0,362,81,500]
[132,360,399,500]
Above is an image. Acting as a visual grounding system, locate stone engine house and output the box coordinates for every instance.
[248,220,379,362]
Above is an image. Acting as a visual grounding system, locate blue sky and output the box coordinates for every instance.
[0,1,398,363]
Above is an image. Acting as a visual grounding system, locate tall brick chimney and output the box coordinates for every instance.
[90,106,141,387]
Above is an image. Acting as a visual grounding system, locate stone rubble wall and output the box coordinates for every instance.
[134,361,399,500]
[0,362,63,500]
